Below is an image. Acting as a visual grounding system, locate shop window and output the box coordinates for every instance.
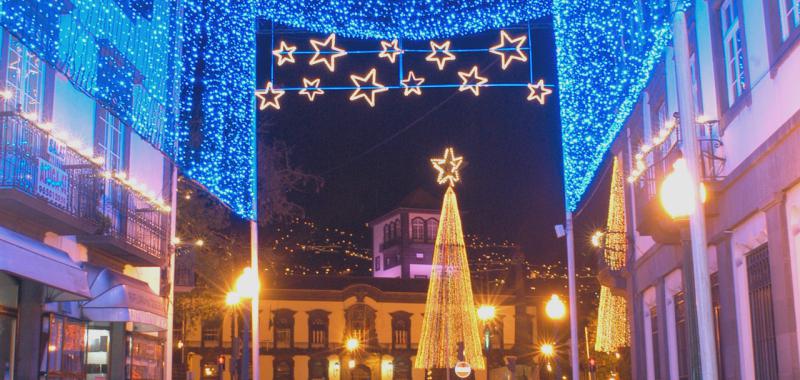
[0,312,15,379]
[411,218,425,241]
[273,309,295,349]
[130,333,164,380]
[4,35,44,117]
[86,328,111,378]
[40,314,86,378]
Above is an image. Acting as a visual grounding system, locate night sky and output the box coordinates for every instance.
[255,19,609,265]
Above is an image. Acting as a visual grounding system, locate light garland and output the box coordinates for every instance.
[309,34,348,72]
[627,117,678,182]
[457,66,489,96]
[595,286,630,353]
[272,41,297,65]
[298,78,324,101]
[401,71,425,96]
[430,147,464,187]
[526,79,552,105]
[379,39,403,63]
[426,41,457,70]
[255,81,286,110]
[489,31,528,70]
[416,150,483,370]
[349,68,388,107]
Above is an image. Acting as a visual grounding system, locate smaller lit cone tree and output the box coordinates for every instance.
[415,148,484,372]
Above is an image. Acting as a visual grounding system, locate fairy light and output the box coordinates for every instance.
[489,30,528,70]
[272,41,297,65]
[378,39,403,63]
[400,71,425,96]
[298,78,324,101]
[527,79,552,105]
[309,34,347,72]
[349,68,388,107]
[426,40,456,70]
[255,81,286,110]
[457,66,488,96]
[627,117,678,182]
[416,150,483,371]
[430,147,463,187]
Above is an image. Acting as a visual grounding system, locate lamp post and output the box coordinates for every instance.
[226,292,241,380]
[232,268,260,380]
[544,295,566,379]
[540,342,556,380]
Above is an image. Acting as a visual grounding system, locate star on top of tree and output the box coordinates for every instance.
[431,147,464,187]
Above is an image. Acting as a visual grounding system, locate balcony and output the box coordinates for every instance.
[0,112,168,266]
[633,119,725,242]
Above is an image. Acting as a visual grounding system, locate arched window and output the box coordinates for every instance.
[274,358,294,380]
[426,219,439,242]
[308,310,329,349]
[273,309,295,349]
[411,218,425,241]
[383,224,391,243]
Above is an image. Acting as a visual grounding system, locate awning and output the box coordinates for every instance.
[81,265,167,332]
[0,225,90,301]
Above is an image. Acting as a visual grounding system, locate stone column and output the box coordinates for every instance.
[764,196,800,379]
[714,235,742,380]
[108,322,128,379]
[14,280,44,379]
[655,280,670,380]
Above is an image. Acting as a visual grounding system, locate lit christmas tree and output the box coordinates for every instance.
[595,157,631,352]
[415,148,485,371]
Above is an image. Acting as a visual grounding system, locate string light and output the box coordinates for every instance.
[272,41,297,65]
[527,79,552,105]
[553,0,690,211]
[457,66,488,96]
[401,71,426,96]
[378,39,403,63]
[416,161,484,370]
[309,34,347,72]
[426,40,456,70]
[349,68,388,107]
[430,147,464,187]
[255,81,286,110]
[298,78,324,101]
[489,30,528,70]
[627,117,678,182]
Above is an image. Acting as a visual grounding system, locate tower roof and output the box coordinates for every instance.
[397,188,439,210]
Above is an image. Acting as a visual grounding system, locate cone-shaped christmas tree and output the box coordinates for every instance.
[415,148,484,371]
[595,157,631,352]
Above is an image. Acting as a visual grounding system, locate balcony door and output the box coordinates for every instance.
[95,107,127,233]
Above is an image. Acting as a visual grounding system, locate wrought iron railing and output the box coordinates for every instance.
[0,112,168,262]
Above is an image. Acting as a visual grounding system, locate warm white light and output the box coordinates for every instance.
[457,65,488,96]
[349,68,388,107]
[254,81,285,110]
[235,267,260,299]
[272,41,297,66]
[195,239,205,247]
[225,291,241,306]
[400,71,425,96]
[345,337,360,352]
[378,39,403,63]
[660,158,706,219]
[489,30,528,70]
[477,305,496,321]
[591,230,604,248]
[527,79,553,105]
[546,294,566,320]
[541,342,555,357]
[348,359,356,369]
[309,34,347,72]
[426,40,456,70]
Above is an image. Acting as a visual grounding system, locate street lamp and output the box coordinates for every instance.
[477,305,496,352]
[540,342,557,380]
[235,267,260,299]
[230,267,260,380]
[345,337,360,352]
[545,295,566,320]
[659,158,706,219]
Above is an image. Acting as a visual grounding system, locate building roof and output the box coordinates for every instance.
[369,188,441,226]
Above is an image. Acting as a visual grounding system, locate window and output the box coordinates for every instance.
[309,357,328,380]
[201,319,221,347]
[385,255,398,268]
[130,333,164,380]
[392,312,411,350]
[778,0,800,40]
[651,306,661,380]
[87,328,111,378]
[273,310,295,349]
[383,224,391,243]
[746,245,779,380]
[426,218,439,242]
[720,0,747,106]
[411,218,425,241]
[40,314,86,378]
[97,108,126,173]
[674,293,689,380]
[374,257,382,271]
[415,252,424,259]
[392,220,400,240]
[393,357,412,380]
[346,303,376,344]
[274,358,293,380]
[308,311,329,349]
[4,36,44,117]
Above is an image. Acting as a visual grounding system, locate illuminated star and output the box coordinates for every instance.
[426,40,456,70]
[489,30,528,70]
[400,71,425,96]
[457,66,488,96]
[272,41,297,66]
[349,68,388,107]
[298,78,324,101]
[379,39,403,63]
[430,147,464,187]
[309,34,347,72]
[527,79,553,105]
[254,81,285,110]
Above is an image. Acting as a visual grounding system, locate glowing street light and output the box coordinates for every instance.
[225,291,241,306]
[345,337,360,352]
[235,267,260,299]
[477,305,496,321]
[545,294,567,320]
[660,158,707,219]
[540,342,555,358]
[590,230,604,248]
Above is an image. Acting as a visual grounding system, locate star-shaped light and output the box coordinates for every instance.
[298,77,324,101]
[527,79,553,105]
[255,81,285,110]
[426,40,456,71]
[309,34,347,72]
[400,71,425,96]
[349,68,388,107]
[489,30,528,70]
[379,39,403,63]
[457,66,488,96]
[272,41,297,66]
[431,147,464,187]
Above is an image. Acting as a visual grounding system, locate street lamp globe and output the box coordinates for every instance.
[660,158,707,219]
[545,294,566,320]
[345,337,360,352]
[225,291,241,306]
[477,305,496,321]
[540,343,555,358]
[235,267,260,299]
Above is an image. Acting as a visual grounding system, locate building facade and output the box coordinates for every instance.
[595,1,800,379]
[0,2,182,379]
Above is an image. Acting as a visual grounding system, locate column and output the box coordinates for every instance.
[108,322,128,379]
[14,280,43,378]
[715,236,742,380]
